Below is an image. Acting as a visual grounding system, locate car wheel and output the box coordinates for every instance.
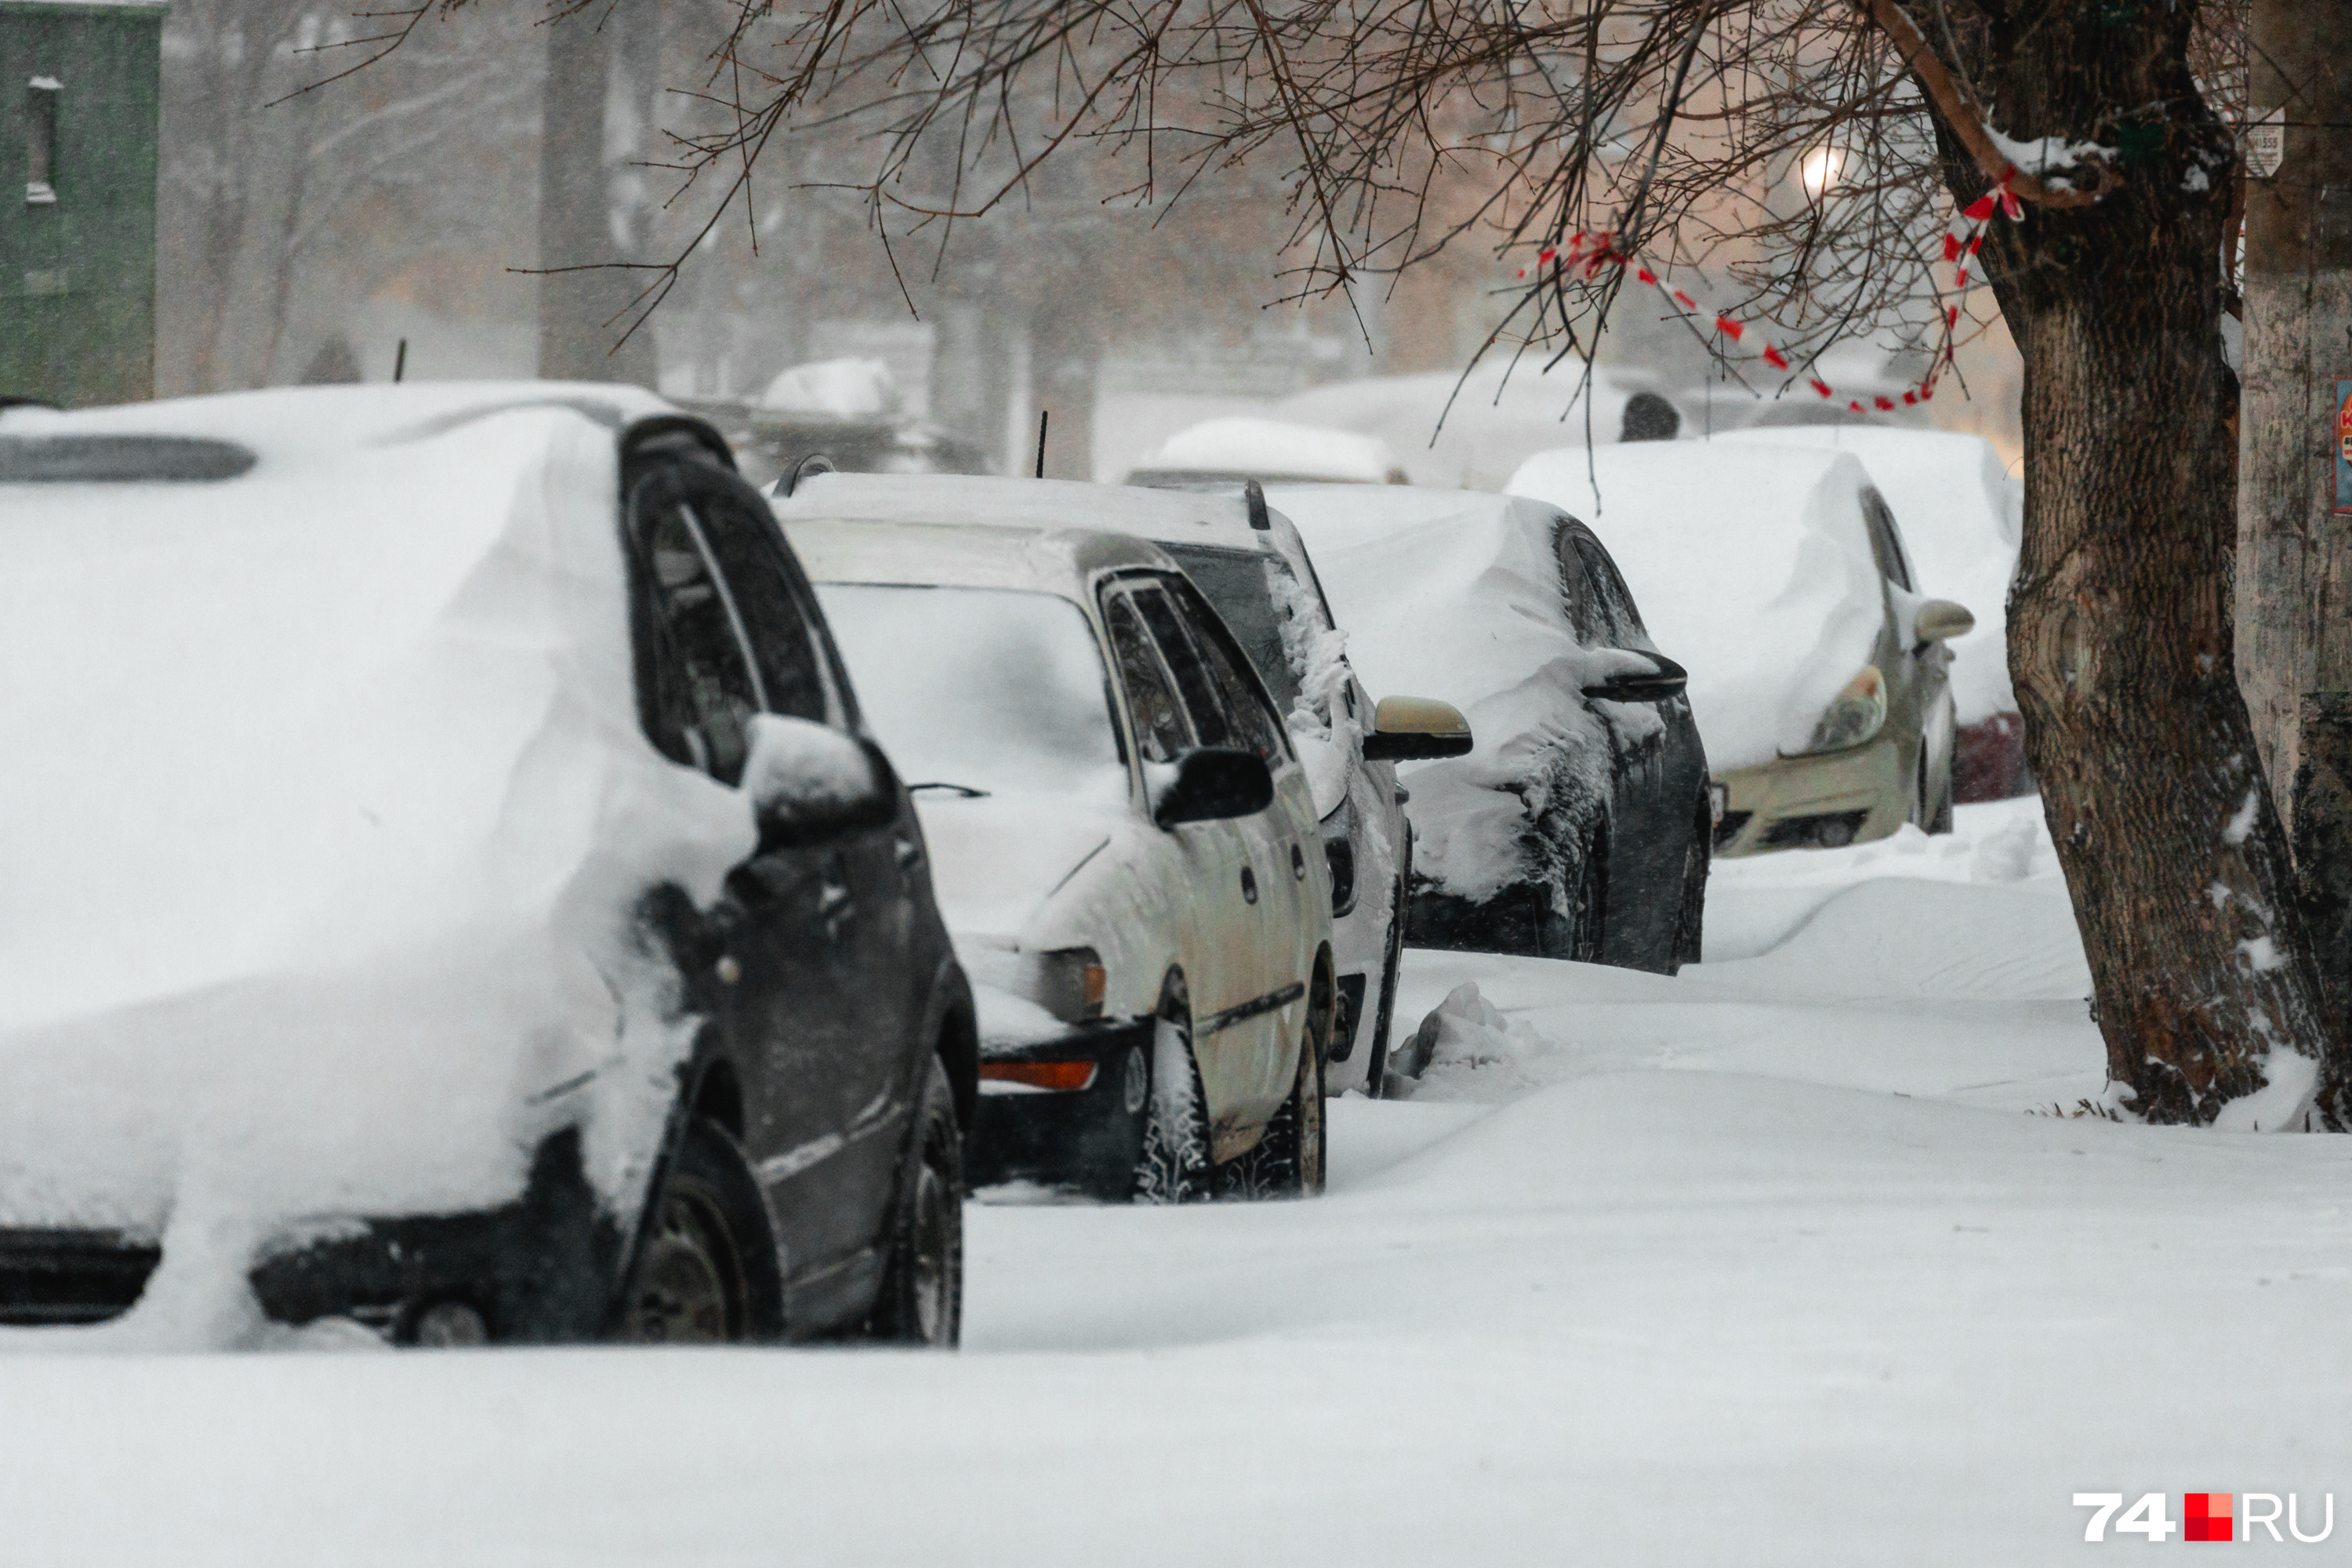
[618,1115,782,1345]
[866,1054,964,1347]
[1219,1026,1328,1200]
[1362,874,1408,1099]
[1133,989,1212,1204]
[1566,837,1607,964]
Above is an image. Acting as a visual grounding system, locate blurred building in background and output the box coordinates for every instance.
[137,0,2023,479]
[1,0,164,407]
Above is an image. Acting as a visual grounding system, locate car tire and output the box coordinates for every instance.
[1566,836,1607,964]
[865,1054,964,1347]
[1134,987,1213,1204]
[1362,873,1409,1099]
[1219,1026,1327,1200]
[617,1114,783,1345]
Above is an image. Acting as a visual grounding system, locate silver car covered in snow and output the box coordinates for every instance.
[778,476,1338,1200]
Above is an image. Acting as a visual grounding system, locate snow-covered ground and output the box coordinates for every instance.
[9,798,2350,1564]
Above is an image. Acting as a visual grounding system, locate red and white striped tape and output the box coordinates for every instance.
[1517,169,2024,412]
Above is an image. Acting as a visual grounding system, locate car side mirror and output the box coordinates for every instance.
[1361,696,1474,762]
[1581,653,1689,704]
[1914,599,1976,645]
[1152,747,1275,827]
[742,713,899,850]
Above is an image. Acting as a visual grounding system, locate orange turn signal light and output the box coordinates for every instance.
[978,1060,1099,1091]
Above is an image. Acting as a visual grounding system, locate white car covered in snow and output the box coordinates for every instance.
[1106,478,1473,1095]
[1717,426,2027,800]
[0,387,979,1348]
[776,475,1344,1200]
[1509,441,1977,856]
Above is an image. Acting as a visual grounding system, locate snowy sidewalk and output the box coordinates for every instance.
[5,800,2349,1565]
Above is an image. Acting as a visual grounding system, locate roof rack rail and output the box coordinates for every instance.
[1243,477,1270,531]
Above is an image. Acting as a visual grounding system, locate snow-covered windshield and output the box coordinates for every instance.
[815,583,1127,799]
[1159,544,1308,717]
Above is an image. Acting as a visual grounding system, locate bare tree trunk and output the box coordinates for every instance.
[538,9,657,384]
[1938,0,2346,1124]
[2237,0,2352,1027]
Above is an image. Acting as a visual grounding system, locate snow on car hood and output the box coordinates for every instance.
[1506,443,1888,771]
[1717,426,2018,724]
[0,388,751,1346]
[1267,487,1661,902]
[911,787,1121,944]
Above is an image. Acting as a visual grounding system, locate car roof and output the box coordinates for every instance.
[0,381,678,470]
[782,470,1274,552]
[779,508,1185,597]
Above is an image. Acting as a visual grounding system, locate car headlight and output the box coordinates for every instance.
[1798,666,1887,754]
[1025,947,1106,1022]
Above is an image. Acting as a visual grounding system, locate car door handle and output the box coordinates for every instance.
[895,834,924,873]
[1240,865,1258,906]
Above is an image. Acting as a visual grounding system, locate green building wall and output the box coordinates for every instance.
[0,0,163,408]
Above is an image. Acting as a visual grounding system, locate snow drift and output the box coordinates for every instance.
[0,385,753,1347]
[1506,443,1889,771]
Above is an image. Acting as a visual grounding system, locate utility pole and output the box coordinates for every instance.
[2238,0,2352,1017]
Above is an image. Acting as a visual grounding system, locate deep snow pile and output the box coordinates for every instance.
[1719,426,2021,724]
[0,387,751,1349]
[11,804,2352,1566]
[1507,441,1890,771]
[1267,485,1664,902]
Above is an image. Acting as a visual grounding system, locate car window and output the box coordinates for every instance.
[1131,583,1240,751]
[1102,588,1195,764]
[1554,525,1606,644]
[1157,543,1305,716]
[677,487,831,724]
[1573,535,1652,644]
[815,583,1127,797]
[637,494,764,786]
[1860,490,1916,592]
[1164,576,1290,766]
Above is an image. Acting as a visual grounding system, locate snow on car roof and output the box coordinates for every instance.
[1713,426,2018,724]
[0,385,752,1292]
[1504,441,1888,772]
[1129,416,1398,485]
[779,470,1266,546]
[0,381,677,470]
[779,509,1182,596]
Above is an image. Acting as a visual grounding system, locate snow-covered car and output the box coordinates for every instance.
[1508,442,1977,856]
[1112,478,1472,1094]
[0,386,976,1348]
[1269,485,1713,972]
[775,475,1338,1201]
[1718,426,2027,800]
[1124,416,1407,487]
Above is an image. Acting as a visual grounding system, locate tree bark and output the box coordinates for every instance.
[538,8,657,385]
[2237,0,2352,815]
[1928,0,2344,1124]
[2237,0,2352,1027]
